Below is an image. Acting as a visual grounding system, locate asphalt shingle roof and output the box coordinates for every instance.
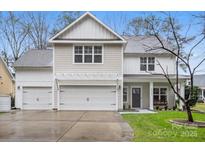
[123,35,173,54]
[13,49,53,68]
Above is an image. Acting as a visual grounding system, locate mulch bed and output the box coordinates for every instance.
[170,119,205,128]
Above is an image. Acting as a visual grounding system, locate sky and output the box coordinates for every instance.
[1,11,205,74]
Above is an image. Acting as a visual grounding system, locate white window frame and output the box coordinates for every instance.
[153,86,168,104]
[140,57,155,71]
[73,44,104,64]
[123,86,128,103]
[73,45,83,63]
[148,57,155,71]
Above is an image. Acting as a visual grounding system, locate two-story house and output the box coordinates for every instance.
[14,12,186,111]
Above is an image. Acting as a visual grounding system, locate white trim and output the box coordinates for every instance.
[123,86,128,103]
[52,45,56,109]
[49,12,126,43]
[130,86,143,109]
[116,84,118,111]
[149,82,154,110]
[50,40,126,44]
[121,45,124,109]
[72,44,104,64]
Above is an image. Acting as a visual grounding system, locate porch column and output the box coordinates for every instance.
[149,82,154,110]
[179,81,185,110]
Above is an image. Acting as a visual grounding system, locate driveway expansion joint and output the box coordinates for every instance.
[56,111,87,142]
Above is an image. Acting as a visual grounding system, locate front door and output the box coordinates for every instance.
[132,88,141,108]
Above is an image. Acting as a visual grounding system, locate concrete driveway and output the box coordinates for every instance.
[0,110,133,142]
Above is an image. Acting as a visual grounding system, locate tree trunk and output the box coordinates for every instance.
[185,102,194,122]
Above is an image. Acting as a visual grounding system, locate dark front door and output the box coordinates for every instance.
[132,88,141,108]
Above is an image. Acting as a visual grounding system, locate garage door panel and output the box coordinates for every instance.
[60,86,117,110]
[23,87,52,110]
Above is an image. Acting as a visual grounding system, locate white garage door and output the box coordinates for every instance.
[23,87,52,110]
[0,96,11,112]
[60,86,117,110]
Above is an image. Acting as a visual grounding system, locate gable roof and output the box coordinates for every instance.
[123,36,174,55]
[49,12,126,43]
[194,74,205,87]
[13,49,53,68]
[0,56,14,80]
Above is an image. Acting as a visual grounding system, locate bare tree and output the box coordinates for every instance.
[128,12,205,122]
[51,11,81,36]
[0,12,29,61]
[25,12,49,49]
[103,12,129,35]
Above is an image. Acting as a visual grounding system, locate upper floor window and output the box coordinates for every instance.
[74,46,83,63]
[94,46,102,63]
[140,57,155,71]
[74,45,102,64]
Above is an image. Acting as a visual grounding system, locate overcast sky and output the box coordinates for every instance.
[1,11,205,74]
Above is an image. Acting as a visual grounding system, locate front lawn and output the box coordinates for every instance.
[192,103,205,112]
[122,111,205,142]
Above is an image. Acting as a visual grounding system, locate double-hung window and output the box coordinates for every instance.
[94,46,102,63]
[74,46,83,63]
[84,46,93,63]
[140,57,155,71]
[153,87,167,104]
[148,57,155,71]
[74,45,102,64]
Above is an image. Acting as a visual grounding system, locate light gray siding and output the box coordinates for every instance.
[54,44,122,74]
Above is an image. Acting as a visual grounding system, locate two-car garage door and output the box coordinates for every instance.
[22,86,117,110]
[59,86,117,111]
[22,87,52,110]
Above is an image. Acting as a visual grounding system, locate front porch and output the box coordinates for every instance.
[123,74,186,110]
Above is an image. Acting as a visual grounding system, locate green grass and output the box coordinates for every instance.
[122,111,205,142]
[192,103,205,112]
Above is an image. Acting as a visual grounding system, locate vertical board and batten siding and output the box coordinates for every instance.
[58,16,118,40]
[124,55,176,75]
[54,44,122,74]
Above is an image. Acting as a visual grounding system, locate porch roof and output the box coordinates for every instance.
[124,74,188,82]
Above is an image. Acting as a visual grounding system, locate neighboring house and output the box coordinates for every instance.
[193,74,205,102]
[0,56,15,111]
[14,12,187,111]
[0,56,15,97]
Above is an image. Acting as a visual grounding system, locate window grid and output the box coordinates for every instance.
[140,57,155,71]
[74,45,102,64]
[153,88,167,103]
